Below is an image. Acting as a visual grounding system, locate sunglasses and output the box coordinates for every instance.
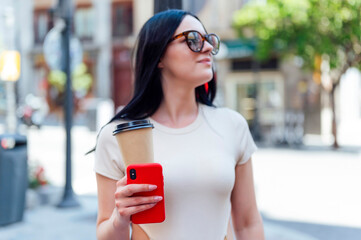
[170,30,220,55]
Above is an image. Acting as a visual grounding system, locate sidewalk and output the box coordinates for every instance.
[0,195,326,240]
[253,144,361,229]
[0,195,97,240]
[253,144,361,240]
[0,125,360,239]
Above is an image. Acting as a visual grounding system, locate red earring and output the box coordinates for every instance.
[204,82,209,94]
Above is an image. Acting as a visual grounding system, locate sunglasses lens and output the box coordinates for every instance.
[184,31,220,54]
[207,34,220,55]
[186,31,203,52]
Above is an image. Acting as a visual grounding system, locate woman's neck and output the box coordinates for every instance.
[151,85,198,128]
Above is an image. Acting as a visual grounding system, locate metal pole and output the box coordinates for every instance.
[251,59,262,141]
[57,0,79,208]
[5,81,16,133]
[154,0,182,14]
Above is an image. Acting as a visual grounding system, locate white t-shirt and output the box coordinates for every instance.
[94,104,257,240]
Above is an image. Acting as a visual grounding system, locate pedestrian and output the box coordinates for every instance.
[94,9,264,240]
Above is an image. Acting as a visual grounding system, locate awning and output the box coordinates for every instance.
[218,39,256,59]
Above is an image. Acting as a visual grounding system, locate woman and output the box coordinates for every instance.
[94,9,264,240]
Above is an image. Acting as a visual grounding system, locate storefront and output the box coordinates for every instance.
[219,39,316,144]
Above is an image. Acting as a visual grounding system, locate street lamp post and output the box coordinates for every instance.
[56,0,79,208]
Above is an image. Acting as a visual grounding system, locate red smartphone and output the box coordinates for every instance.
[126,163,165,224]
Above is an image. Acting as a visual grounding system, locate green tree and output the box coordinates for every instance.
[233,0,361,148]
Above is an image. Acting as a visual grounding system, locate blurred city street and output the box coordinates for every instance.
[0,124,360,239]
[1,0,361,239]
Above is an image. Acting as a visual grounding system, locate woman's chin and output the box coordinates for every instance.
[196,77,213,88]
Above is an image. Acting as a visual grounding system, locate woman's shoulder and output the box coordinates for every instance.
[201,104,248,127]
[94,119,127,180]
[97,119,127,145]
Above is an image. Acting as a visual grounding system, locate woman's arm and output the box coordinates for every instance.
[96,174,130,240]
[96,174,162,240]
[231,159,265,240]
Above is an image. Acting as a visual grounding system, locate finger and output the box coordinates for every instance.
[119,203,157,218]
[130,202,158,215]
[122,196,163,208]
[121,184,157,197]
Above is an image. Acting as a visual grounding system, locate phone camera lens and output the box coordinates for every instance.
[129,169,136,180]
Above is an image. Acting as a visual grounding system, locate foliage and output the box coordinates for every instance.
[233,0,361,148]
[233,0,361,77]
[48,62,92,98]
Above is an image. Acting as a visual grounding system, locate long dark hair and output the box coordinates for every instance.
[111,9,217,122]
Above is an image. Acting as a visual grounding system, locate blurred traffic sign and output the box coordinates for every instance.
[43,21,83,72]
[0,51,21,81]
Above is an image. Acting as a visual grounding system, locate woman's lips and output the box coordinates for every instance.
[197,58,212,65]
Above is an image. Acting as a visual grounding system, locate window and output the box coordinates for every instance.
[183,0,206,13]
[231,58,278,71]
[34,10,52,44]
[74,6,95,41]
[112,2,133,37]
[226,71,285,140]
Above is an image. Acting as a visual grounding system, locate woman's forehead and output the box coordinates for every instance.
[174,15,206,35]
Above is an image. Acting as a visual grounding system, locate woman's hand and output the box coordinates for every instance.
[113,176,163,228]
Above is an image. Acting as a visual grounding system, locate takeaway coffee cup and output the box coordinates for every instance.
[113,120,154,167]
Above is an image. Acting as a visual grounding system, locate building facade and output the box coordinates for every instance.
[7,0,152,129]
[193,0,318,144]
[201,0,361,145]
[0,0,317,139]
[1,0,359,142]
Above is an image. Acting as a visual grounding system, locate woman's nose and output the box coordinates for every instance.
[202,40,214,53]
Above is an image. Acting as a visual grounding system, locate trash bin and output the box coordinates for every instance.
[0,134,28,226]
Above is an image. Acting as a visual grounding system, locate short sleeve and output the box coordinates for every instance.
[94,122,125,180]
[235,114,258,165]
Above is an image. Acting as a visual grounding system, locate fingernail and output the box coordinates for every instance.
[154,196,163,201]
[149,185,157,190]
